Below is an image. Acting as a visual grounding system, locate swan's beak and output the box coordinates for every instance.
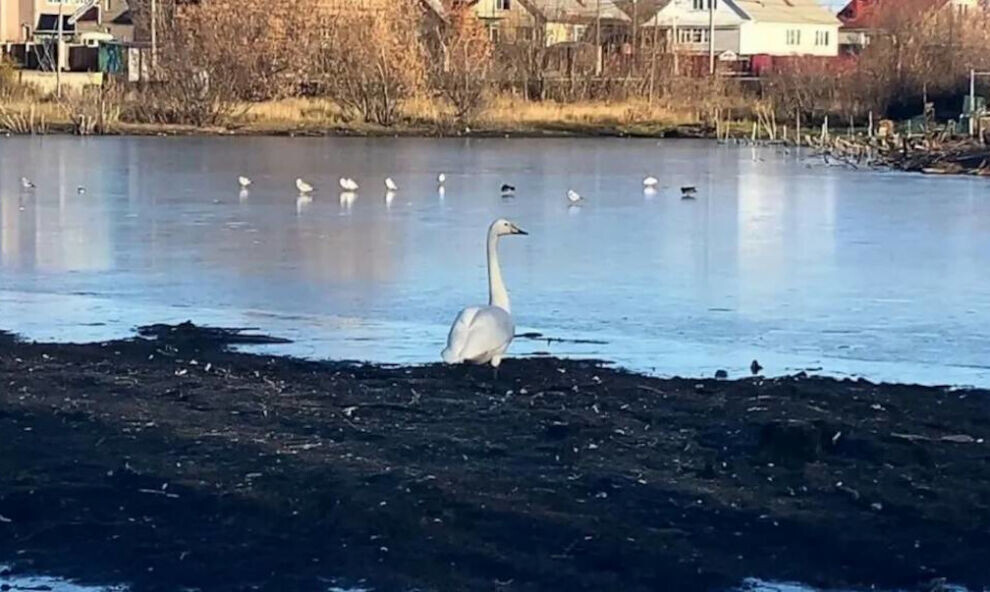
[513,226,528,235]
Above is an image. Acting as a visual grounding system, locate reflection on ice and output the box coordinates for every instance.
[2,137,990,386]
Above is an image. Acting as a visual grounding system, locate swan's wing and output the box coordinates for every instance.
[441,306,514,364]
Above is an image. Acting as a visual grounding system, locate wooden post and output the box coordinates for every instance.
[868,111,873,139]
[848,114,854,138]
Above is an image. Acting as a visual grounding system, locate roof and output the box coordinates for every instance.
[730,0,840,24]
[837,0,955,30]
[518,0,632,23]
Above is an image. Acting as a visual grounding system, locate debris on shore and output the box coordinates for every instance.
[1,323,988,592]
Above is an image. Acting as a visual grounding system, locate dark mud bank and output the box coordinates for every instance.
[1,324,988,592]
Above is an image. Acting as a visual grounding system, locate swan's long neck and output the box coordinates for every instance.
[487,230,510,312]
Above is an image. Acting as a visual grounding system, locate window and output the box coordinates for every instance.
[488,25,500,43]
[692,0,717,9]
[571,24,587,42]
[786,29,801,45]
[676,27,710,44]
[814,30,830,46]
[496,0,511,9]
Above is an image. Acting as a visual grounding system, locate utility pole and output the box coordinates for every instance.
[672,15,678,76]
[632,0,638,64]
[708,0,715,75]
[971,68,977,137]
[595,0,601,75]
[56,0,63,97]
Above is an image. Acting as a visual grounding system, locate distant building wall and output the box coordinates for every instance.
[739,21,839,56]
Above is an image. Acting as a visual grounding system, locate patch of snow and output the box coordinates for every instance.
[0,565,127,592]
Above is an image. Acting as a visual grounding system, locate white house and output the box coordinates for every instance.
[642,0,840,57]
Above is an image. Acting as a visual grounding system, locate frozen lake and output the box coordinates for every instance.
[1,136,989,386]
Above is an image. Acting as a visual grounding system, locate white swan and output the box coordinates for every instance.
[442,218,527,369]
[566,189,583,204]
[643,176,658,188]
[296,178,313,194]
[238,176,252,188]
[385,177,398,191]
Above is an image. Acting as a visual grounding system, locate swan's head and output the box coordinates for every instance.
[490,218,527,237]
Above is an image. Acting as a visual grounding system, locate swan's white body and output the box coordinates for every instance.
[239,176,252,188]
[384,177,398,191]
[643,176,658,187]
[567,189,582,203]
[442,219,527,368]
[296,178,313,193]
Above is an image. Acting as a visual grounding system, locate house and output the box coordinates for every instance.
[468,0,630,46]
[636,0,840,58]
[837,0,979,54]
[74,0,134,42]
[1,0,134,44]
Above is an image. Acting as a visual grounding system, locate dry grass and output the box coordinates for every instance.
[472,95,699,134]
[0,93,706,136]
[239,98,347,126]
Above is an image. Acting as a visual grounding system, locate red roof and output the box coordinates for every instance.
[837,0,948,30]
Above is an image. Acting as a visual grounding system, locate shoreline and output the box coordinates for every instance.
[1,121,714,139]
[1,324,989,591]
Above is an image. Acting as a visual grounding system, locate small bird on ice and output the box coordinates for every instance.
[20,177,35,190]
[77,186,86,195]
[384,177,398,191]
[339,177,358,191]
[643,176,659,188]
[296,178,314,194]
[500,183,516,196]
[566,189,583,204]
[437,173,446,186]
[750,359,763,375]
[681,186,697,199]
[238,176,251,188]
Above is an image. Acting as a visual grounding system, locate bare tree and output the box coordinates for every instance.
[433,6,494,120]
[315,0,428,126]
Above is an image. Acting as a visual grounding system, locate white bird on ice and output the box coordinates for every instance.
[296,178,313,194]
[238,176,251,188]
[339,177,358,191]
[442,219,528,371]
[643,176,658,188]
[20,177,35,190]
[566,189,583,204]
[437,173,446,185]
[384,177,398,191]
